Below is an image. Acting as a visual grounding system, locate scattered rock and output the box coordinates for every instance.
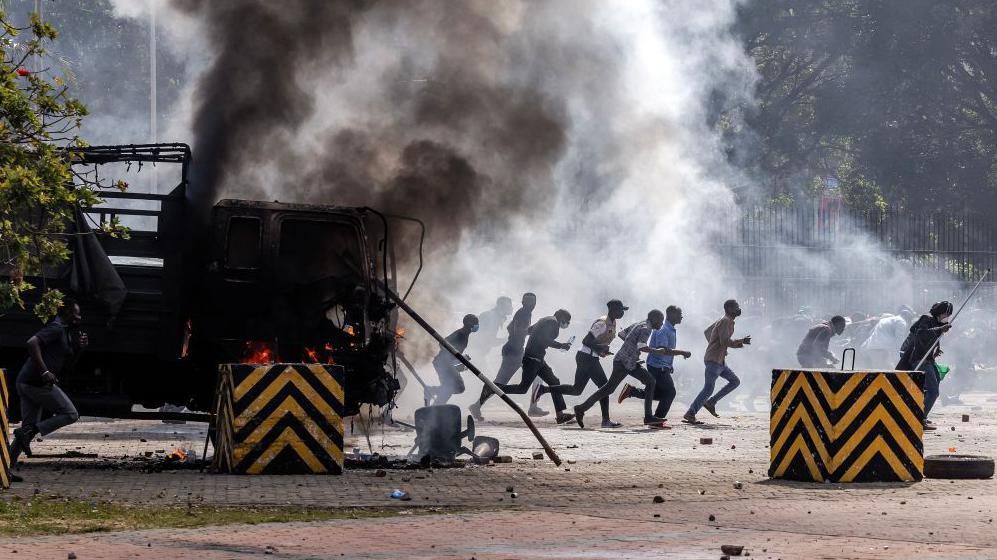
[506,486,514,492]
[748,469,753,474]
[68,553,77,560]
[511,492,519,499]
[951,426,956,431]
[494,456,513,463]
[700,438,713,445]
[721,544,744,556]
[730,444,736,450]
[532,452,544,460]
[709,514,716,522]
[962,414,970,422]
[566,444,579,449]
[733,481,743,490]
[140,439,147,443]
[374,469,387,477]
[652,495,664,503]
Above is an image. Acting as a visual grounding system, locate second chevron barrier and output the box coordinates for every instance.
[212,363,345,475]
[769,368,925,483]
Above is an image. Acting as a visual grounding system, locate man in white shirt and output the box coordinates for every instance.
[861,308,915,368]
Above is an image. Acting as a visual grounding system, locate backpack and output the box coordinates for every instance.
[704,320,720,342]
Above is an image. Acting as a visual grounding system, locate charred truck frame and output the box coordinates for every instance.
[1,144,409,421]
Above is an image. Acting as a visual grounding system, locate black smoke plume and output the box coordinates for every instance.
[175,0,568,252]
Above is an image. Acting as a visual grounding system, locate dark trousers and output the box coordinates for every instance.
[578,361,656,419]
[11,383,80,465]
[545,352,610,420]
[922,362,941,418]
[490,356,567,411]
[478,348,524,405]
[431,362,465,405]
[629,365,676,419]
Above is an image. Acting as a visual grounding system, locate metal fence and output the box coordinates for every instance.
[712,201,997,314]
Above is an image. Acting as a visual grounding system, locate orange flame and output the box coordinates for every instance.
[166,447,188,462]
[242,341,275,364]
[304,346,320,363]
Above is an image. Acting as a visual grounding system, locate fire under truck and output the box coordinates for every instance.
[0,144,413,422]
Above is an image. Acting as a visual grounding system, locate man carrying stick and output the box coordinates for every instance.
[896,301,953,430]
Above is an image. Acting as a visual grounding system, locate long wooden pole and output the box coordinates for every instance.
[913,268,990,371]
[382,285,562,466]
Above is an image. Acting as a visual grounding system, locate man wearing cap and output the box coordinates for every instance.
[476,309,577,425]
[427,314,479,405]
[535,299,628,428]
[573,309,668,428]
[618,305,691,427]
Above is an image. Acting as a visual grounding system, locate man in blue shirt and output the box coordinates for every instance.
[618,306,691,427]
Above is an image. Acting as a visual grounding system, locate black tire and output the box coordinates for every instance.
[923,455,994,479]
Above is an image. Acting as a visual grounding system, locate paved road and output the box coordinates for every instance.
[2,393,996,559]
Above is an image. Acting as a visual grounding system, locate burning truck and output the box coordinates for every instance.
[0,144,413,421]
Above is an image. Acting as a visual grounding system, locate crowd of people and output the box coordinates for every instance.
[428,293,981,431]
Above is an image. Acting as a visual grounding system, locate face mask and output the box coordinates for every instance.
[559,321,569,329]
[732,309,742,318]
[471,324,480,332]
[940,315,952,324]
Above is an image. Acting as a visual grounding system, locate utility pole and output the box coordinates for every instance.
[149,0,159,191]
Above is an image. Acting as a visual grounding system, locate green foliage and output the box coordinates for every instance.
[0,9,121,320]
[732,0,997,214]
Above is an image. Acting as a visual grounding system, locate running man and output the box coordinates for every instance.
[618,305,691,427]
[684,299,750,425]
[896,301,953,430]
[8,297,86,482]
[427,314,478,405]
[480,310,575,424]
[471,293,539,420]
[535,299,628,428]
[573,310,668,429]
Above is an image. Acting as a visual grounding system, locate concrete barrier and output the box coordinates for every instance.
[212,363,345,475]
[1,369,9,489]
[769,368,925,482]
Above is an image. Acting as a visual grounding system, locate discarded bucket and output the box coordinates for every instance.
[212,363,345,475]
[1,369,10,489]
[769,368,925,482]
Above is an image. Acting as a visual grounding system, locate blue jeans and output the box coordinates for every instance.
[686,361,740,416]
[921,362,941,419]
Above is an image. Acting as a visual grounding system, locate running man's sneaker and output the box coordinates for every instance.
[682,413,704,425]
[9,473,23,483]
[923,423,937,431]
[703,401,720,418]
[13,426,33,457]
[573,405,586,429]
[555,412,576,425]
[644,416,667,425]
[601,419,623,429]
[528,405,550,418]
[469,402,484,422]
[617,384,634,404]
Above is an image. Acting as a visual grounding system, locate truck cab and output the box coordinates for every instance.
[1,144,401,420]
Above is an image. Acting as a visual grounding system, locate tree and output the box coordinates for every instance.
[731,0,997,215]
[0,9,121,321]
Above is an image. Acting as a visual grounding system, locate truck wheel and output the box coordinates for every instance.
[923,455,994,479]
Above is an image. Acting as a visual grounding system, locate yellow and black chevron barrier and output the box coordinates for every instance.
[769,368,925,483]
[212,363,345,475]
[1,369,10,489]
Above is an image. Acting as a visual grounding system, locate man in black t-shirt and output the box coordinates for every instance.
[8,298,86,480]
[427,314,479,405]
[479,309,576,425]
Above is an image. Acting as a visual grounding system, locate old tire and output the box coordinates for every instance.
[923,455,994,479]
